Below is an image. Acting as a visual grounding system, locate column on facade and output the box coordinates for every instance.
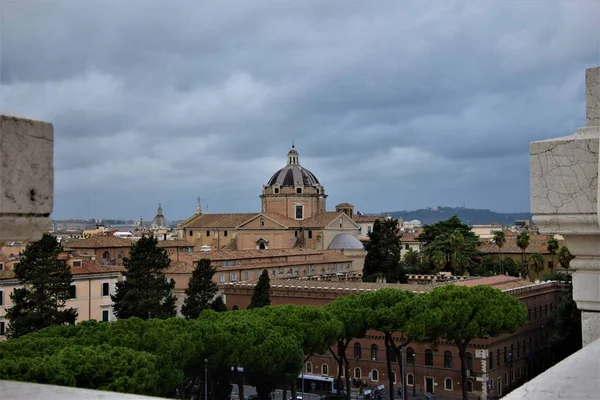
[530,67,600,346]
[0,115,54,243]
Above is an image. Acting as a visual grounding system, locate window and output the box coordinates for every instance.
[354,343,362,359]
[517,367,522,379]
[354,368,361,379]
[444,378,452,391]
[224,231,228,237]
[497,377,502,396]
[466,352,473,371]
[102,310,109,322]
[467,380,473,393]
[545,304,548,315]
[244,271,249,280]
[219,274,225,283]
[274,187,280,194]
[0,290,3,306]
[391,371,396,384]
[406,348,416,365]
[308,231,313,239]
[102,282,110,296]
[69,285,77,299]
[490,352,493,368]
[102,251,110,260]
[534,307,537,319]
[444,351,453,368]
[306,362,312,374]
[295,230,298,237]
[371,344,379,360]
[371,369,378,381]
[504,372,508,386]
[223,260,233,267]
[295,205,303,219]
[504,346,508,363]
[528,308,531,320]
[322,364,329,376]
[0,321,5,336]
[254,270,259,279]
[189,230,193,237]
[367,226,372,234]
[0,263,4,271]
[261,218,265,226]
[407,373,414,385]
[72,260,82,267]
[550,303,553,312]
[425,349,433,366]
[296,187,302,194]
[511,370,515,382]
[206,231,210,236]
[230,273,237,282]
[497,349,501,367]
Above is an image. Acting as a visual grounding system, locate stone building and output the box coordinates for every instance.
[179,146,365,267]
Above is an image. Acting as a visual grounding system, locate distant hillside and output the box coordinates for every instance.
[371,207,532,226]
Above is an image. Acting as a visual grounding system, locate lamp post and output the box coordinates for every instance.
[412,353,416,397]
[204,358,208,400]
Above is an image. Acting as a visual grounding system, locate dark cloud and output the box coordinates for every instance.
[1,0,598,219]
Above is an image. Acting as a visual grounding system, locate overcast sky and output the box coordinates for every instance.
[2,1,599,221]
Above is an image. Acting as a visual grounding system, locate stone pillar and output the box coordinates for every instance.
[475,349,489,400]
[530,67,600,346]
[0,115,54,242]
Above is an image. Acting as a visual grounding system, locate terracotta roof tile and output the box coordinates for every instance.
[71,259,124,275]
[260,212,300,228]
[194,248,325,261]
[301,212,348,228]
[64,236,134,249]
[184,213,259,229]
[157,240,192,248]
[478,235,558,254]
[353,215,381,223]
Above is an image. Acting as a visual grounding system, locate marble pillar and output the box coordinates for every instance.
[0,115,54,242]
[531,67,600,346]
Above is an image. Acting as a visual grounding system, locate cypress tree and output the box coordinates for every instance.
[112,236,176,319]
[6,233,77,338]
[248,269,271,309]
[362,218,406,283]
[181,258,219,319]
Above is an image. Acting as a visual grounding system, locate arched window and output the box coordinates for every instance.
[466,353,473,371]
[371,344,379,360]
[260,219,265,227]
[445,378,453,391]
[444,351,453,368]
[102,251,110,260]
[371,369,379,381]
[497,349,501,367]
[545,304,548,315]
[354,343,362,359]
[407,373,414,385]
[534,307,537,319]
[467,380,474,393]
[391,371,396,384]
[517,342,521,358]
[504,346,508,363]
[354,367,361,379]
[322,364,329,376]
[406,347,415,364]
[306,362,312,374]
[425,349,434,366]
[490,352,493,368]
[117,251,124,258]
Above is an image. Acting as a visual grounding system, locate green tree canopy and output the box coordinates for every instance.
[528,253,546,278]
[516,231,530,273]
[546,237,559,273]
[418,216,481,275]
[6,233,77,338]
[181,258,219,319]
[424,285,527,400]
[558,246,575,277]
[111,236,177,320]
[362,217,406,283]
[493,230,506,252]
[248,269,271,309]
[547,288,582,362]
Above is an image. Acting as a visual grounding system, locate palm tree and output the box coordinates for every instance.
[516,231,530,277]
[559,246,575,279]
[546,237,560,273]
[528,253,546,278]
[448,230,469,275]
[431,250,447,274]
[493,231,507,273]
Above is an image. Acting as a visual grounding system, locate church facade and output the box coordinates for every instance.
[179,146,364,253]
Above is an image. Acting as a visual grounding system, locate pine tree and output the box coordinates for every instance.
[6,233,77,338]
[248,269,271,309]
[112,236,176,319]
[362,218,406,282]
[181,258,219,319]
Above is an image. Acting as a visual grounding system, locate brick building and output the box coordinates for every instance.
[222,275,566,399]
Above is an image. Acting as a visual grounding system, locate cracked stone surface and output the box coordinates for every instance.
[0,114,53,241]
[587,67,600,127]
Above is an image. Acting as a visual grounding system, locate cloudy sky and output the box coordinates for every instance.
[2,1,599,221]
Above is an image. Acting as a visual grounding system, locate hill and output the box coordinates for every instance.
[371,207,531,226]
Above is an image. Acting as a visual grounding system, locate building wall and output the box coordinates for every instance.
[236,230,296,250]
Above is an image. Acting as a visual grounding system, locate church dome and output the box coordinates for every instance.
[267,145,321,188]
[328,233,364,250]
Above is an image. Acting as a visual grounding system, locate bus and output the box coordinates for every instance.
[296,374,339,396]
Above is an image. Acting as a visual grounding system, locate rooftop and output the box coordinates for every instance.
[63,236,134,249]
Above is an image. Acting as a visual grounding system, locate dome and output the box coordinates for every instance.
[267,145,321,188]
[328,233,364,250]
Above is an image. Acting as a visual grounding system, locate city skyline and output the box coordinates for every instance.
[1,1,598,219]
